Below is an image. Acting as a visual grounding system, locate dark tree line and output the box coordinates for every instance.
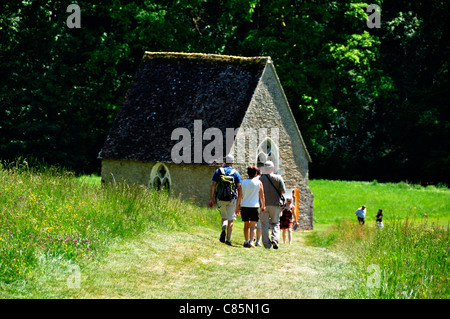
[1,0,449,184]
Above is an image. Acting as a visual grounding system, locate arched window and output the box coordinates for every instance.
[256,138,280,173]
[151,163,171,191]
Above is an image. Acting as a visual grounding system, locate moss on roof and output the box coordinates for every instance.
[142,51,270,67]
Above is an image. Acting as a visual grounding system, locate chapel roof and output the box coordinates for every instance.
[99,52,269,164]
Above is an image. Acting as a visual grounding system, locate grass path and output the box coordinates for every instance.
[2,170,448,299]
[39,222,357,299]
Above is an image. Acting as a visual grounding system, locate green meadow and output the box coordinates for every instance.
[0,166,448,298]
[310,179,450,225]
[308,179,449,298]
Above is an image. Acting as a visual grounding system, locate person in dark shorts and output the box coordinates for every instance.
[376,209,384,229]
[236,165,265,248]
[280,198,299,245]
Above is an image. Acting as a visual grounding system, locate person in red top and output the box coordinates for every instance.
[280,198,299,245]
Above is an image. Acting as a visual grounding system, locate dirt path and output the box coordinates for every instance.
[67,224,356,299]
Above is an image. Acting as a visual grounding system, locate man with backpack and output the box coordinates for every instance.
[209,154,242,246]
[259,160,286,249]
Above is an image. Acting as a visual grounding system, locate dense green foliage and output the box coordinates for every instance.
[1,1,449,183]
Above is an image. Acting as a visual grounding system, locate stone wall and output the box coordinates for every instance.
[232,61,314,230]
[101,159,218,205]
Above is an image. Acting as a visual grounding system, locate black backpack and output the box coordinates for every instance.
[215,167,237,202]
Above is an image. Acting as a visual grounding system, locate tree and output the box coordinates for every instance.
[1,0,448,183]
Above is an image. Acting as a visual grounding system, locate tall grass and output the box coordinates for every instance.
[307,218,449,298]
[0,165,218,289]
[2,165,448,298]
[308,179,449,298]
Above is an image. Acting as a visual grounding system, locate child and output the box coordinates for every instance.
[376,209,384,229]
[280,198,298,245]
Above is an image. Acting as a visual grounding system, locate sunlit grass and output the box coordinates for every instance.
[309,179,450,224]
[307,179,449,298]
[306,217,449,298]
[1,166,448,299]
[0,165,219,292]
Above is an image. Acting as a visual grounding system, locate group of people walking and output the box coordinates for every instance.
[208,154,299,248]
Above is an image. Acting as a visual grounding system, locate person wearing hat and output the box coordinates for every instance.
[355,205,367,225]
[209,154,242,246]
[259,160,286,249]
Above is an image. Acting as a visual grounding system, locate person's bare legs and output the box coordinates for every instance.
[227,220,233,242]
[243,221,250,241]
[222,218,228,230]
[248,221,257,247]
[249,221,257,242]
[219,218,227,242]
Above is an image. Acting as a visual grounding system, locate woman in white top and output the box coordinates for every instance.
[236,165,265,248]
